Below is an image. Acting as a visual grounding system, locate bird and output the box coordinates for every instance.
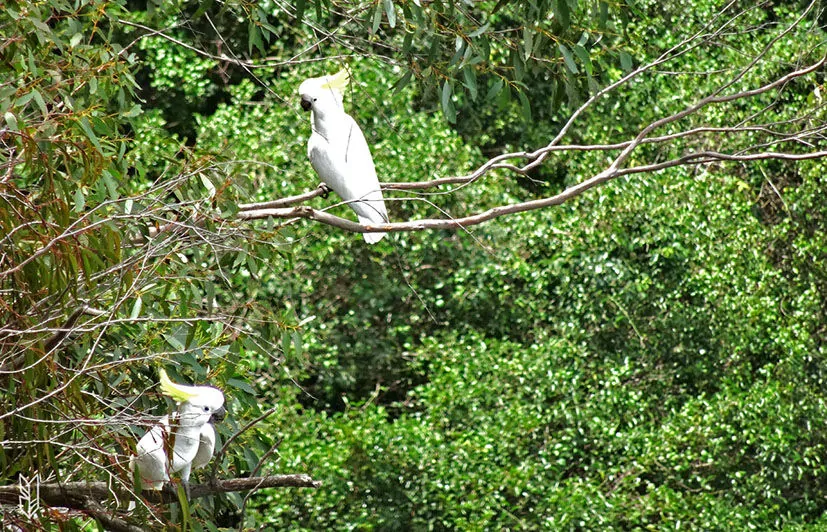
[131,369,226,494]
[191,422,218,472]
[298,68,389,244]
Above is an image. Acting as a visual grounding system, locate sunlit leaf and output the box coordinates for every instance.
[384,0,396,29]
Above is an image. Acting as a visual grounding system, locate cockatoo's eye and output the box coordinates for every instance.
[203,406,210,412]
[313,98,318,102]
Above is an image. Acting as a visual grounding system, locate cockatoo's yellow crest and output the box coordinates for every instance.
[158,368,198,403]
[320,69,350,91]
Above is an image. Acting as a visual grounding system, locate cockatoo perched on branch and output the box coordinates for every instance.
[131,369,226,492]
[298,69,389,244]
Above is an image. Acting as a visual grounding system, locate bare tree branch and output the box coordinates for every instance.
[0,475,319,531]
[83,498,148,532]
[237,148,827,234]
[44,306,107,353]
[0,474,320,508]
[232,28,826,236]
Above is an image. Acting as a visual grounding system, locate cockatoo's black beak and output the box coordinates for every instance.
[211,406,226,423]
[300,96,312,111]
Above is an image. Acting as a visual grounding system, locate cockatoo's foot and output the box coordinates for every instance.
[319,183,332,198]
[182,479,191,500]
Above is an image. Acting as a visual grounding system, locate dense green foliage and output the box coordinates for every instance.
[1,0,827,530]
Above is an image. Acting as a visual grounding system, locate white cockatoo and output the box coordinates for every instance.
[131,369,226,492]
[298,69,389,244]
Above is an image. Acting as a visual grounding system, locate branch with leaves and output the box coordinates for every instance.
[0,475,320,532]
[224,2,826,237]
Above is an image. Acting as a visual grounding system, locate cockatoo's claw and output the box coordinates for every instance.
[319,183,332,198]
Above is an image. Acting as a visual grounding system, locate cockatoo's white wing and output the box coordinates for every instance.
[131,415,170,490]
[192,423,217,471]
[169,412,201,479]
[340,115,388,226]
[308,114,387,243]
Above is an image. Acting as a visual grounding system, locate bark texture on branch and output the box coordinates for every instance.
[0,474,320,508]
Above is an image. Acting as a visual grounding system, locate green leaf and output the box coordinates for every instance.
[384,0,396,29]
[497,82,512,109]
[371,4,382,34]
[177,484,191,528]
[248,22,264,56]
[402,30,413,54]
[517,89,532,121]
[15,91,35,109]
[587,73,600,93]
[123,104,142,118]
[29,16,50,33]
[449,38,466,67]
[246,253,258,278]
[130,296,142,319]
[512,48,525,80]
[78,116,101,151]
[294,0,306,21]
[441,80,456,123]
[468,23,490,39]
[200,173,216,199]
[102,170,119,200]
[392,70,413,96]
[192,0,216,18]
[27,51,38,78]
[486,78,503,101]
[4,111,18,131]
[165,333,185,351]
[73,188,85,213]
[573,44,593,75]
[478,37,491,63]
[598,1,609,29]
[620,51,633,71]
[228,378,258,396]
[552,0,570,30]
[32,89,48,116]
[565,75,580,107]
[559,44,579,74]
[292,331,302,358]
[132,462,144,493]
[260,21,280,39]
[523,27,534,61]
[462,67,478,100]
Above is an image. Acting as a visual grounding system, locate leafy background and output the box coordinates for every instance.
[1,0,826,529]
